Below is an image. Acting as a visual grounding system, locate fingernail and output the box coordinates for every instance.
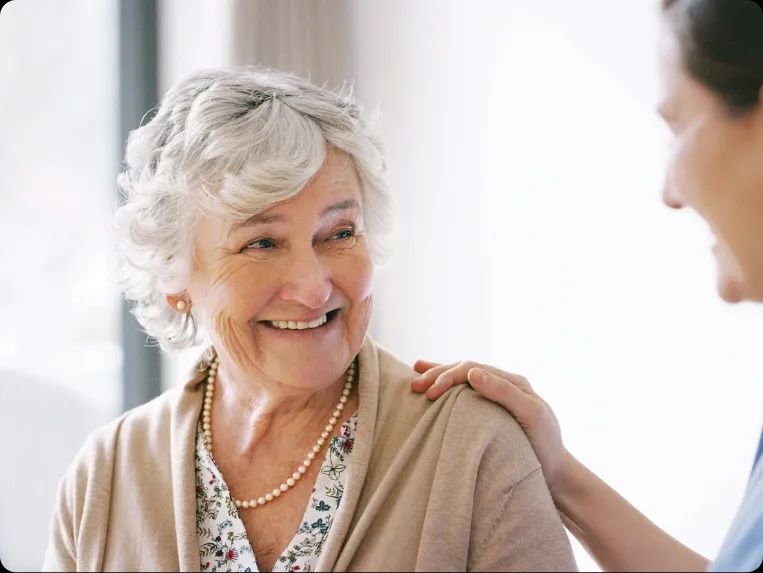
[471,369,487,385]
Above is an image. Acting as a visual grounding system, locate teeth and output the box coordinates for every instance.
[270,314,328,330]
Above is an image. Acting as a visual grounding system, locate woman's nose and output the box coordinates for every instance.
[278,251,332,309]
[662,173,684,210]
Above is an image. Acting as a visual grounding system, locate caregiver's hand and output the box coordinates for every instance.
[410,360,570,494]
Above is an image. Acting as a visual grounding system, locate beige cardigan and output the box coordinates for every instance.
[43,338,576,571]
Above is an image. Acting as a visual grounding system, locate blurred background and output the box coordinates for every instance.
[1,0,762,571]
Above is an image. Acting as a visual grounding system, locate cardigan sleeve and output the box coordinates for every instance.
[42,472,77,572]
[41,418,121,572]
[468,438,578,572]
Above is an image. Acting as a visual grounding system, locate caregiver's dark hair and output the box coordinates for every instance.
[662,0,763,115]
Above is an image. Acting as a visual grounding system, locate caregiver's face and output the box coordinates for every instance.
[657,29,763,303]
[188,148,373,388]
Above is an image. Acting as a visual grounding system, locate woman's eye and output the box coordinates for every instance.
[333,228,355,240]
[245,238,276,250]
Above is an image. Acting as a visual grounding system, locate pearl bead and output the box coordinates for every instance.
[249,499,258,508]
[339,396,348,403]
[332,410,340,418]
[321,431,329,439]
[312,445,321,453]
[280,483,289,492]
[303,458,312,467]
[272,488,281,497]
[287,478,295,487]
[292,472,301,481]
[235,500,242,508]
[317,437,325,446]
[242,500,250,509]
[307,451,316,460]
[329,417,337,425]
[298,465,306,474]
[325,424,333,432]
[265,493,274,502]
[202,422,211,431]
[342,388,350,396]
[258,497,266,505]
[337,403,345,411]
[204,429,212,438]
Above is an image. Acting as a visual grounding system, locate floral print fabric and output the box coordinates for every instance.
[195,412,358,572]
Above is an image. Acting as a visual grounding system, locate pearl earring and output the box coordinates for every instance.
[176,300,187,311]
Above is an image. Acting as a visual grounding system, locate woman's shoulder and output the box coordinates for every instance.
[118,384,198,438]
[374,343,534,440]
[447,384,542,479]
[373,344,540,482]
[64,385,198,482]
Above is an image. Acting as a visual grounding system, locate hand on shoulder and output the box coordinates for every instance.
[410,359,573,495]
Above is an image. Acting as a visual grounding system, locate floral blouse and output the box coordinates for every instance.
[195,412,358,572]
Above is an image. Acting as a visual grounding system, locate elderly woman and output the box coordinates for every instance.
[43,68,575,572]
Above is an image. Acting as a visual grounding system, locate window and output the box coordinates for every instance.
[0,1,119,570]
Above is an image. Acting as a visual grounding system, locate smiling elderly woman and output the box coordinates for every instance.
[43,68,576,572]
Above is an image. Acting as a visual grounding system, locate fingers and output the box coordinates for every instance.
[411,359,534,399]
[410,362,453,393]
[413,359,441,374]
[424,360,500,400]
[467,367,540,420]
[425,368,463,400]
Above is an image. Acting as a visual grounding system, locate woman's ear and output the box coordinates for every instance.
[166,293,191,313]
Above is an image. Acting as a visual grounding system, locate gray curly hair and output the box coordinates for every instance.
[114,67,392,351]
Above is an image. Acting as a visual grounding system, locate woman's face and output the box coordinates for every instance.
[187,148,373,390]
[657,28,763,303]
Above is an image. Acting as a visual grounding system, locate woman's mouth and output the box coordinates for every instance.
[259,309,341,331]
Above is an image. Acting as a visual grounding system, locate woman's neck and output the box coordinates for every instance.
[210,358,350,456]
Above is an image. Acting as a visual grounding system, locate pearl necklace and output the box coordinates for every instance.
[201,354,356,510]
